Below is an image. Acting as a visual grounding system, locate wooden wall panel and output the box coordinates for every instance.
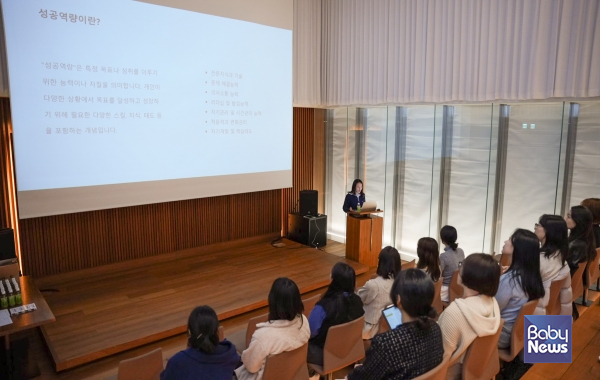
[282,108,315,235]
[15,106,313,278]
[19,190,282,278]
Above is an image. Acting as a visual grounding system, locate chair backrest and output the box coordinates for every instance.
[506,299,538,360]
[117,348,163,380]
[546,277,567,315]
[302,294,321,318]
[586,249,600,289]
[218,325,224,341]
[571,262,587,301]
[448,270,463,303]
[402,259,416,271]
[246,313,269,348]
[462,319,504,380]
[263,343,309,380]
[322,316,365,374]
[432,278,443,316]
[413,352,451,380]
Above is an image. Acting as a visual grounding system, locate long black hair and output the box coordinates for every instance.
[322,262,356,299]
[187,305,220,354]
[507,229,545,301]
[268,277,304,322]
[320,262,356,320]
[390,269,437,329]
[376,246,401,280]
[538,214,569,264]
[348,179,365,196]
[568,206,597,263]
[416,237,441,282]
[440,225,459,251]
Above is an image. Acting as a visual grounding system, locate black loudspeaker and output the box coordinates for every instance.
[287,214,327,248]
[0,228,16,261]
[299,190,318,216]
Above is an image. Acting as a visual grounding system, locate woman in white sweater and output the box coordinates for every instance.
[357,246,401,339]
[235,277,310,380]
[533,215,572,315]
[438,253,502,380]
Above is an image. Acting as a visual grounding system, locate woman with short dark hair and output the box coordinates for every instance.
[416,237,442,282]
[235,278,310,380]
[161,305,240,380]
[534,215,572,316]
[438,254,501,379]
[307,262,364,366]
[495,229,545,348]
[357,246,401,339]
[347,269,443,380]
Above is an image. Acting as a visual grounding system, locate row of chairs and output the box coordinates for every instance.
[116,250,600,380]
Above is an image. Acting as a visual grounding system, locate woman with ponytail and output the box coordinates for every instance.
[438,254,501,379]
[161,305,239,380]
[439,225,465,302]
[346,269,443,380]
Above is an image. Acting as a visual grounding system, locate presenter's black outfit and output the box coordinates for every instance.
[343,193,365,212]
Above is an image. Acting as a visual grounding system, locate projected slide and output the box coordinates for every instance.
[2,0,292,193]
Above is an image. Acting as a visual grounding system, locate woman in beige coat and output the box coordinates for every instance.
[235,277,310,380]
[356,246,401,339]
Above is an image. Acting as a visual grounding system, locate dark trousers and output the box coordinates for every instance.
[307,343,324,366]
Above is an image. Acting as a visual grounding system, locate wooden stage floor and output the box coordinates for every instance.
[35,234,367,371]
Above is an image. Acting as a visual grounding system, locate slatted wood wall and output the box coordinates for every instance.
[281,108,314,235]
[16,107,319,278]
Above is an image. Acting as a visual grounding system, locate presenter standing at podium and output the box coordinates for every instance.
[343,179,365,212]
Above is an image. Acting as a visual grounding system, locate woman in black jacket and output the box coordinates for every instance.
[565,205,596,274]
[565,205,596,320]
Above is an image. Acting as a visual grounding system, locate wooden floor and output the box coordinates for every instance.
[522,290,600,380]
[34,234,367,372]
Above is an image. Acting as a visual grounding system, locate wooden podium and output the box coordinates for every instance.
[345,211,383,267]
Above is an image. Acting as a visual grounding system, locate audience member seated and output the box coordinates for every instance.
[307,262,364,366]
[437,254,501,380]
[161,305,239,380]
[357,246,401,339]
[534,215,572,315]
[439,225,465,302]
[495,229,545,349]
[235,277,310,380]
[416,237,442,282]
[565,205,596,320]
[580,198,600,248]
[346,269,443,380]
[565,205,596,274]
